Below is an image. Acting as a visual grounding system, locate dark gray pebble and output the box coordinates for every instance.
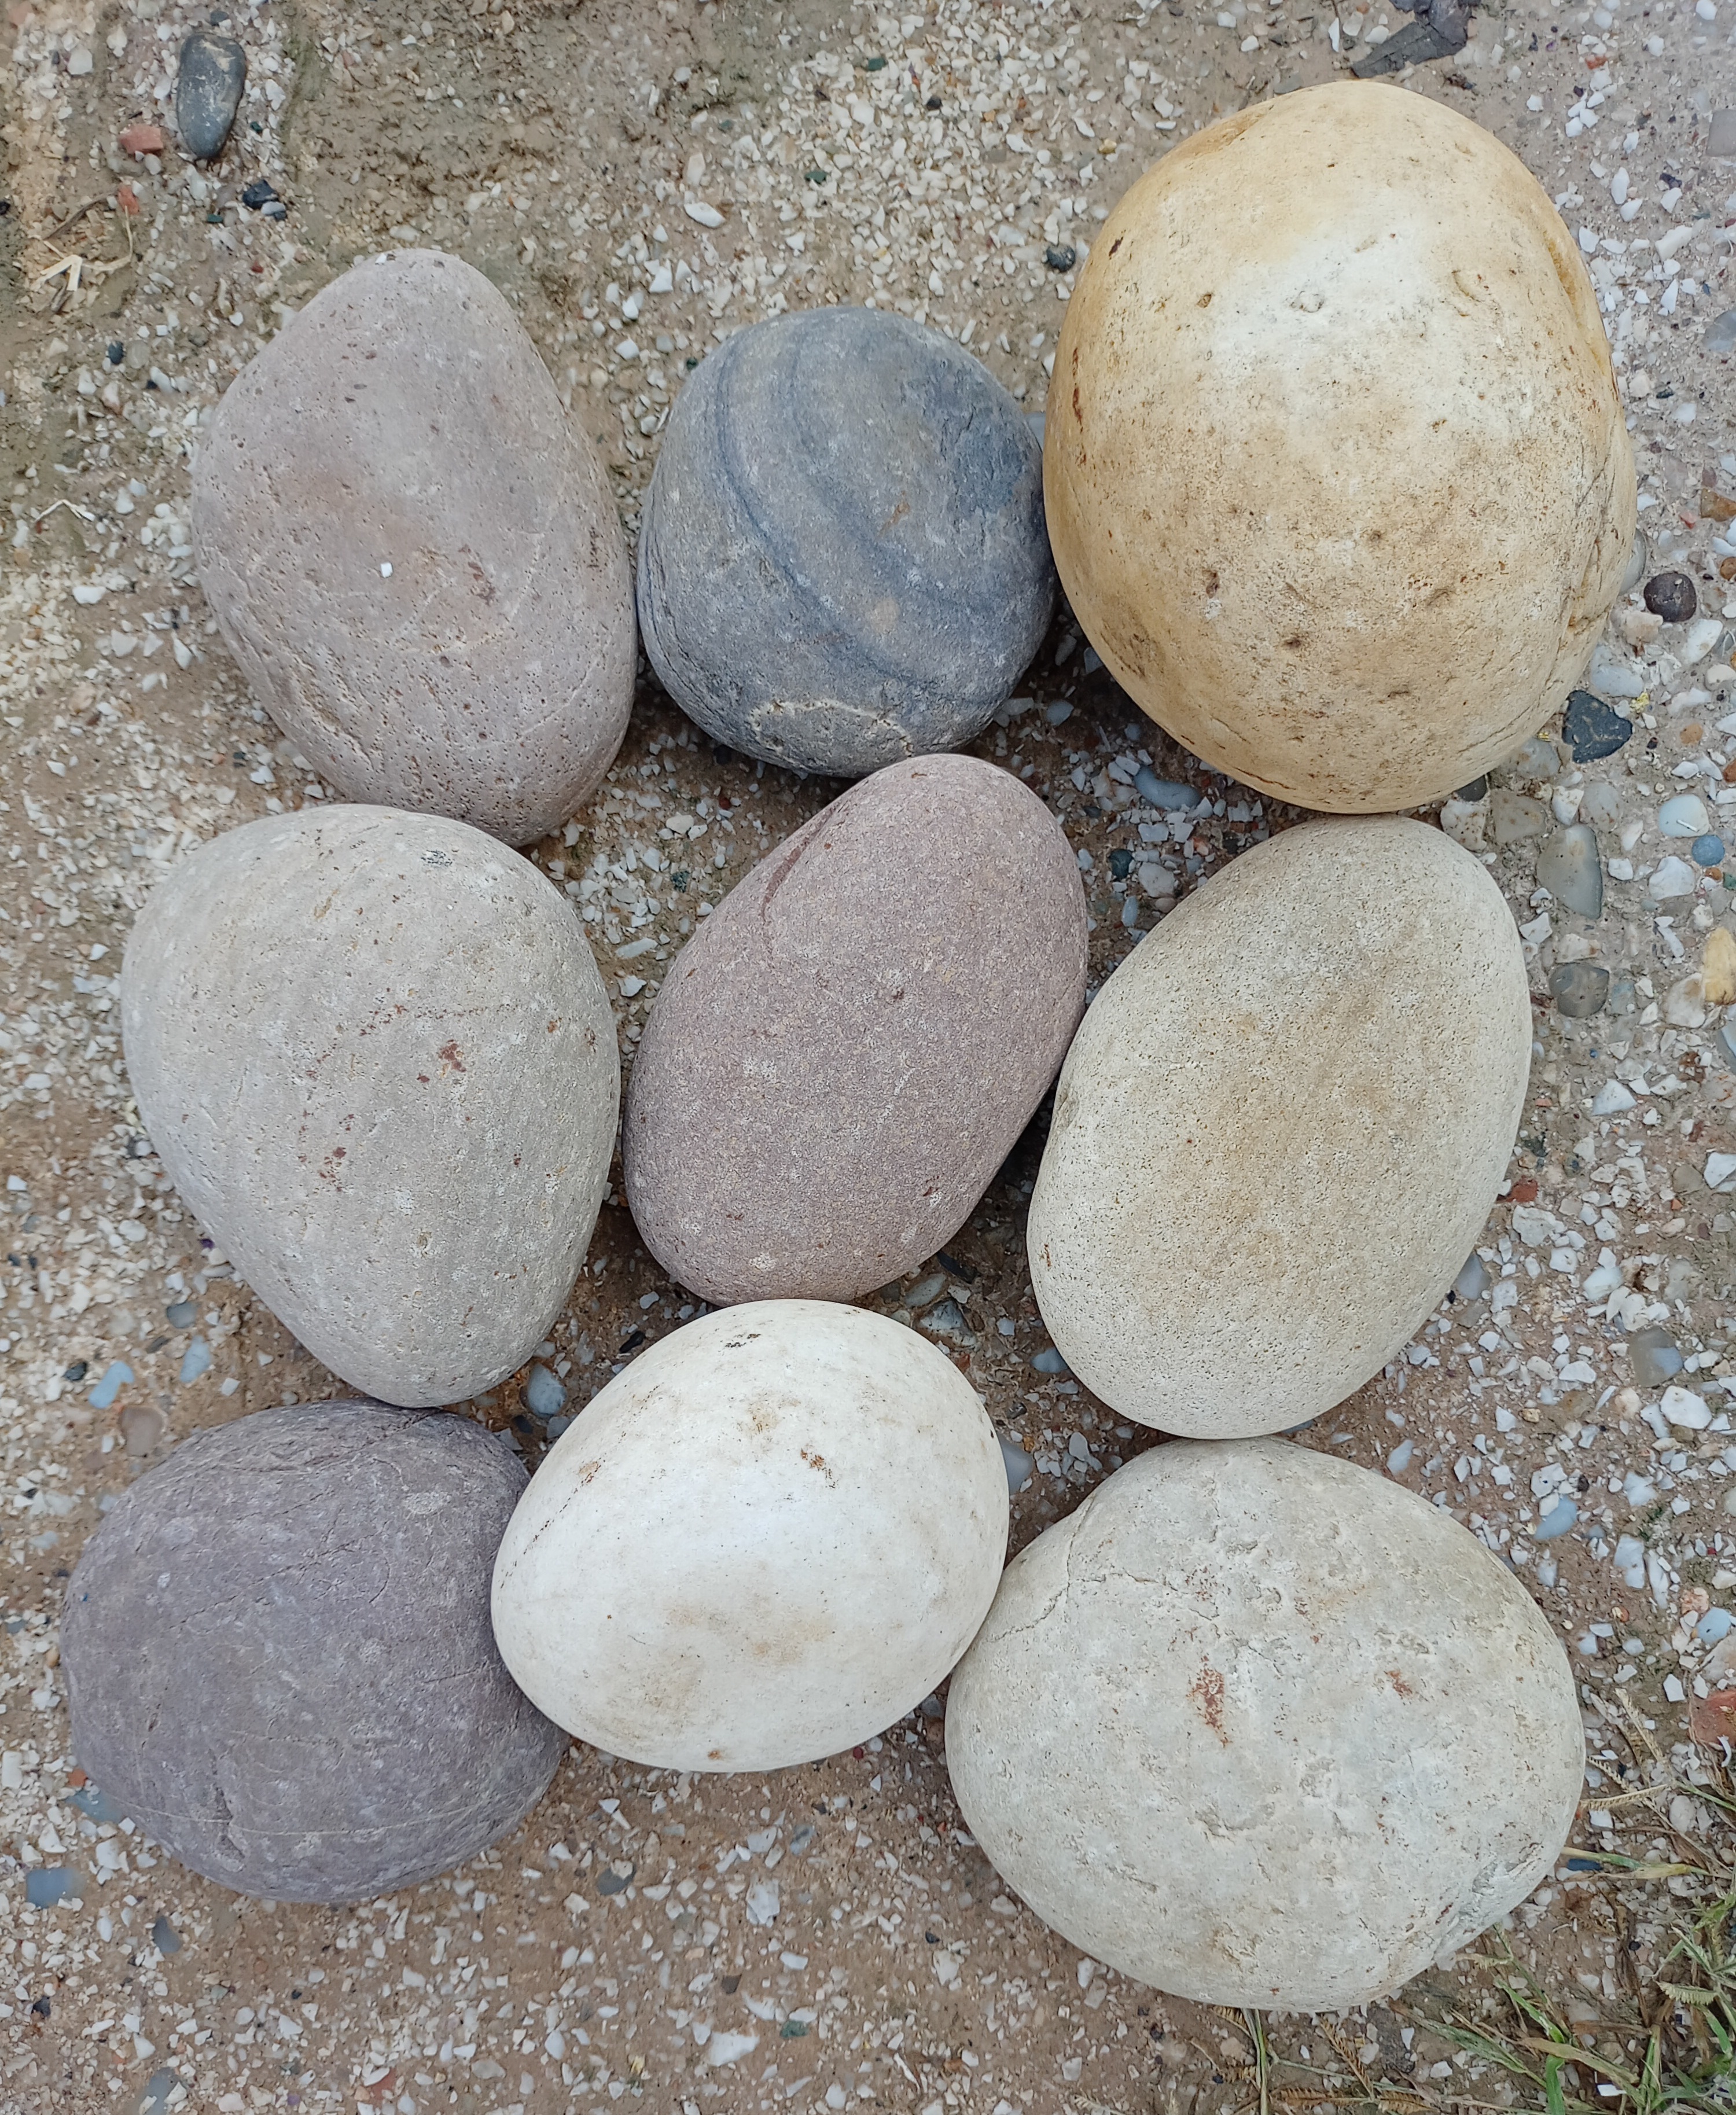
[1562,688,1633,763]
[637,306,1054,777]
[175,32,247,161]
[1549,961,1609,1019]
[62,1400,561,1904]
[1643,571,1697,624]
[1454,775,1489,801]
[1044,244,1077,271]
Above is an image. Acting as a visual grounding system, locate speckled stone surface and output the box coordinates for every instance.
[62,1402,563,1904]
[120,805,619,1406]
[636,307,1054,777]
[946,1439,1583,2010]
[1028,817,1530,1436]
[193,249,635,845]
[623,756,1087,1304]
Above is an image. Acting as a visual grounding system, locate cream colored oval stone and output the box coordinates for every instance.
[491,1301,1007,1771]
[946,1439,1583,2011]
[121,805,618,1407]
[194,249,635,845]
[1028,818,1527,1435]
[1046,83,1635,812]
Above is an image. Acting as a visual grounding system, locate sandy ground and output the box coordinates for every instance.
[2,0,1736,2110]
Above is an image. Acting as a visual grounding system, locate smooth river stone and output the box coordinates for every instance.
[624,756,1087,1305]
[637,306,1055,777]
[194,249,635,845]
[175,32,246,160]
[120,806,618,1406]
[491,1301,1008,1771]
[63,1402,562,1903]
[945,1438,1583,2010]
[1027,816,1529,1436]
[1535,822,1603,919]
[1045,82,1635,812]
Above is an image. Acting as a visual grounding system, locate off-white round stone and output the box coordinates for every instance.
[946,1439,1583,2011]
[121,805,618,1406]
[491,1301,1007,1771]
[1029,818,1528,1436]
[1046,82,1635,812]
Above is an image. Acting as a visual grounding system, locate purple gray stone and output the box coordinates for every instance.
[62,1401,562,1904]
[636,307,1055,777]
[193,250,635,845]
[624,756,1087,1304]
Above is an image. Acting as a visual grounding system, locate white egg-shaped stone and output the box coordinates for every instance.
[491,1301,1007,1771]
[1028,817,1528,1436]
[946,1439,1583,2011]
[121,805,618,1406]
[1046,82,1635,812]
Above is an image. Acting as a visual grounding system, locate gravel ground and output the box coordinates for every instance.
[3,0,1736,2111]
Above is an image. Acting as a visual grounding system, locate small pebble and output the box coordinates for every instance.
[1511,735,1559,779]
[1031,1347,1071,1375]
[1489,790,1548,845]
[1533,1499,1578,1542]
[240,178,281,214]
[1697,1607,1735,1646]
[164,1300,196,1327]
[89,1361,132,1410]
[1454,775,1489,802]
[1707,309,1736,358]
[138,2067,184,2114]
[1044,243,1077,271]
[1628,1324,1683,1388]
[25,1868,83,1908]
[150,1913,182,1956]
[1452,1252,1489,1301]
[1134,769,1196,810]
[1549,961,1609,1019]
[1693,833,1727,868]
[1661,1385,1713,1430]
[1535,823,1603,919]
[1644,570,1698,623]
[999,1435,1034,1493]
[1561,689,1632,763]
[1587,642,1647,700]
[524,1363,566,1419]
[1658,792,1711,837]
[1649,855,1698,900]
[1386,1437,1414,1474]
[178,1337,211,1386]
[174,31,247,161]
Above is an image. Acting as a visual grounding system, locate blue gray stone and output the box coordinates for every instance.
[637,307,1055,776]
[1628,1324,1683,1388]
[1561,689,1632,763]
[999,1435,1034,1492]
[175,32,246,161]
[523,1363,565,1419]
[1549,961,1609,1019]
[139,2069,184,2115]
[1134,769,1197,810]
[1536,823,1603,920]
[1694,833,1727,869]
[1533,1499,1577,1542]
[61,1400,562,1904]
[25,1868,83,1907]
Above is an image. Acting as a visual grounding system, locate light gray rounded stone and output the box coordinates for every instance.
[193,249,635,845]
[120,805,618,1406]
[636,306,1055,777]
[1028,816,1529,1436]
[63,1400,563,1904]
[623,756,1087,1305]
[492,1301,1009,1771]
[945,1439,1583,2011]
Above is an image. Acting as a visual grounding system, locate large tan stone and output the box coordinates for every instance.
[1045,82,1635,812]
[1028,818,1528,1435]
[946,1439,1583,2011]
[194,249,635,845]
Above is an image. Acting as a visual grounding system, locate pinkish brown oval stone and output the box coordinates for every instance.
[624,756,1087,1305]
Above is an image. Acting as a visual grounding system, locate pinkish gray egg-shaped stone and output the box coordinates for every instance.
[121,805,617,1406]
[193,248,634,845]
[623,756,1087,1305]
[637,307,1054,776]
[62,1402,564,1904]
